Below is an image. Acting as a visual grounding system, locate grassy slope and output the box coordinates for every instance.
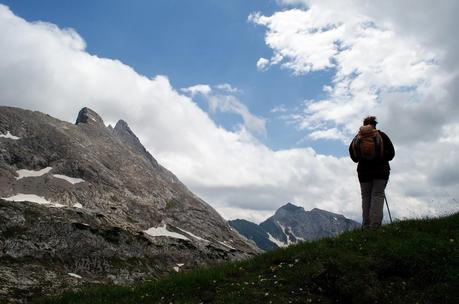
[35,213,459,304]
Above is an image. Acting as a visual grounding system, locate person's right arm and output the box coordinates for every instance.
[381,132,395,161]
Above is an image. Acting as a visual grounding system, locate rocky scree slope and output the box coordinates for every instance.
[0,106,259,302]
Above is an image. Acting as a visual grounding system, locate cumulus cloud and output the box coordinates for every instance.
[250,5,449,135]
[256,57,270,71]
[259,0,459,138]
[308,128,346,141]
[180,84,211,96]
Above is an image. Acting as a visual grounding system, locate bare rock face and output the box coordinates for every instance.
[0,106,259,302]
[114,119,159,168]
[75,107,104,126]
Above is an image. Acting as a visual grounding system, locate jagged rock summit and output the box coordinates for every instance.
[114,119,159,167]
[0,106,259,302]
[75,106,105,126]
[229,203,360,251]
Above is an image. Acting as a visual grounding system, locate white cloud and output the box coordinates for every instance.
[181,82,264,136]
[180,84,211,96]
[256,57,270,71]
[308,128,346,141]
[439,124,459,144]
[0,3,457,226]
[215,83,240,93]
[207,94,267,136]
[270,104,287,113]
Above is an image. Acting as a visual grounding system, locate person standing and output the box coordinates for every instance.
[349,116,395,229]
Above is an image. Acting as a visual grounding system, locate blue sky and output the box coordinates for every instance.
[2,0,338,154]
[1,0,458,222]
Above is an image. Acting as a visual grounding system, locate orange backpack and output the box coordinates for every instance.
[352,125,384,161]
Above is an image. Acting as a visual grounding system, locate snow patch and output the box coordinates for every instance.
[68,273,82,279]
[218,241,236,250]
[174,263,185,272]
[2,193,65,208]
[144,225,189,240]
[276,222,294,245]
[16,167,52,180]
[73,203,83,209]
[288,227,305,242]
[333,217,338,221]
[267,232,287,247]
[53,174,85,184]
[0,131,20,140]
[176,227,209,242]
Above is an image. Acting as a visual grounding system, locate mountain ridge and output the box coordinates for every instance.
[230,202,360,251]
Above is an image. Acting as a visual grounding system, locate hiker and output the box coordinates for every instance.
[349,116,395,229]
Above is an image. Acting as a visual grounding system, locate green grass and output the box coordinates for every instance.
[34,213,459,304]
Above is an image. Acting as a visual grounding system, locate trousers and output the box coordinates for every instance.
[360,179,388,229]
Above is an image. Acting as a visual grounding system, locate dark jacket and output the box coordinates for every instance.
[349,130,395,182]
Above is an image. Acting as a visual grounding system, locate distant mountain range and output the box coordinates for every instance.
[229,203,360,251]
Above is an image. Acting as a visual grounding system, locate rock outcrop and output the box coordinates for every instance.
[0,106,259,302]
[75,107,104,126]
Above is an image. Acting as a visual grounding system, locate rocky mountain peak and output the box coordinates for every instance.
[311,207,343,218]
[113,119,159,167]
[75,107,104,126]
[114,119,134,137]
[0,106,259,301]
[278,202,304,213]
[113,118,127,128]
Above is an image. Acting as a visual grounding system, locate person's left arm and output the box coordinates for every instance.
[380,131,395,161]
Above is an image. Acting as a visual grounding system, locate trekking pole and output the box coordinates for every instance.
[384,195,393,224]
